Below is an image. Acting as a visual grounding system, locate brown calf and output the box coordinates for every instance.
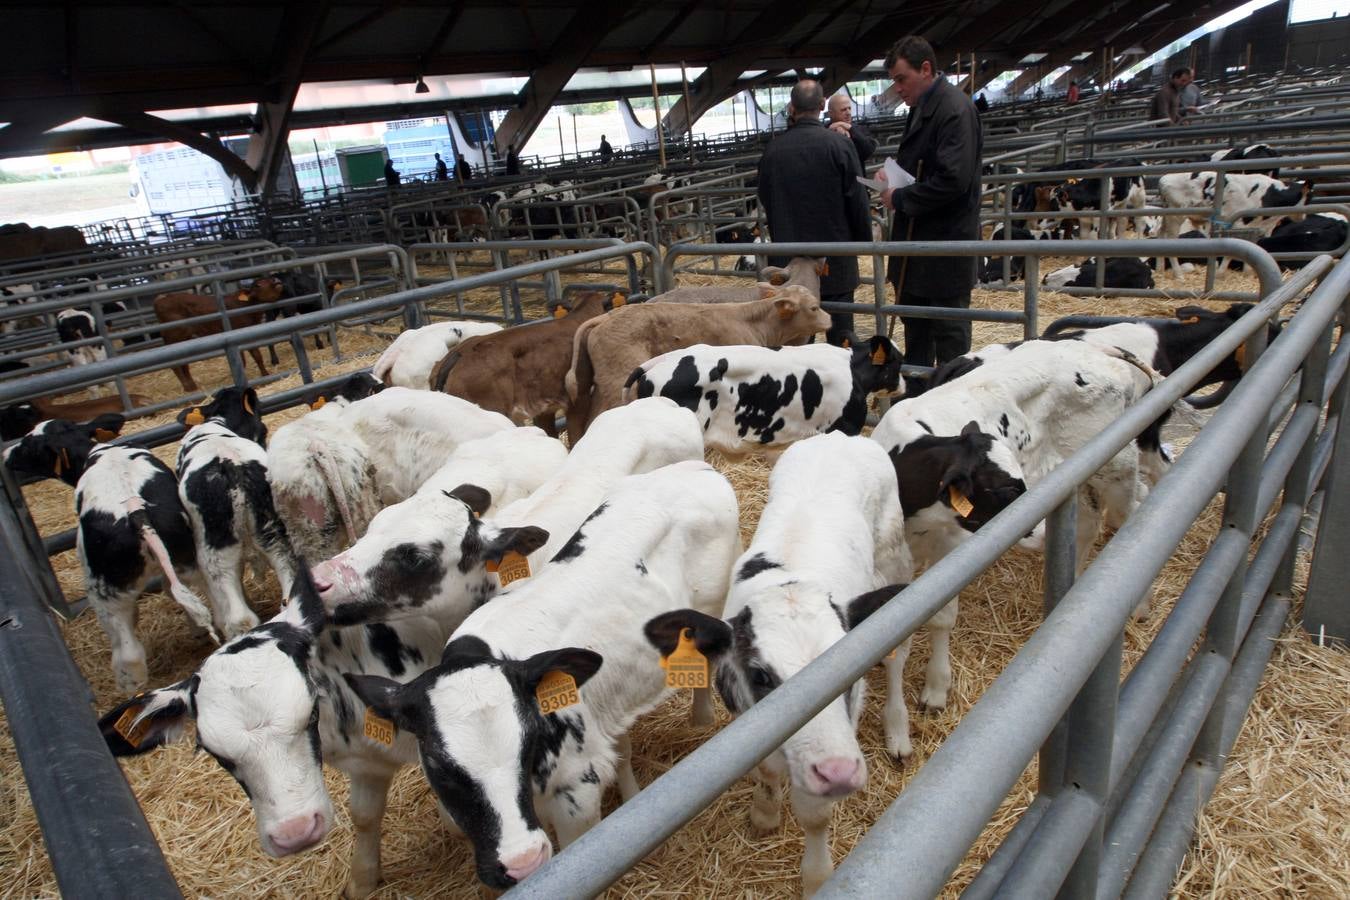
[153,291,274,393]
[648,256,825,304]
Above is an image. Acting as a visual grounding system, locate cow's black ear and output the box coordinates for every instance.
[959,420,983,439]
[482,525,549,565]
[521,647,604,693]
[343,673,423,734]
[644,609,732,659]
[86,413,124,442]
[445,483,492,517]
[845,585,908,630]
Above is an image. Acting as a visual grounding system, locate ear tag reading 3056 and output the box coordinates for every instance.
[661,628,709,690]
[949,486,974,518]
[536,670,580,715]
[486,550,531,586]
[364,708,396,746]
[113,706,153,748]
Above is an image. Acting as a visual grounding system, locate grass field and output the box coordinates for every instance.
[0,172,141,228]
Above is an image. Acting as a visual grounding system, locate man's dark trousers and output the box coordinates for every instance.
[822,291,856,346]
[899,292,971,367]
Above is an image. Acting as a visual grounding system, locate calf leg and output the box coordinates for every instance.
[343,768,394,900]
[791,788,837,898]
[268,344,281,366]
[919,598,958,711]
[749,755,786,835]
[196,542,259,639]
[171,364,199,394]
[690,686,715,727]
[883,637,915,762]
[615,733,641,802]
[92,589,147,693]
[247,347,270,377]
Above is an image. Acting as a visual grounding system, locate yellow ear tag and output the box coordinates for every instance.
[309,396,327,411]
[660,628,708,689]
[486,550,531,586]
[776,304,794,321]
[842,338,851,349]
[53,451,66,479]
[113,705,153,748]
[871,345,887,365]
[332,281,343,290]
[536,670,580,715]
[1234,343,1247,370]
[184,408,205,426]
[611,292,626,308]
[819,261,829,276]
[1178,315,1200,325]
[553,305,568,319]
[94,428,117,442]
[243,393,254,416]
[949,486,974,518]
[363,707,396,746]
[237,291,249,302]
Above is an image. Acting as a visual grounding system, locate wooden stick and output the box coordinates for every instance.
[887,158,923,341]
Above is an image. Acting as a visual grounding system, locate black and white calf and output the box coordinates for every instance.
[5,417,216,691]
[371,320,503,389]
[1256,213,1348,270]
[1156,171,1311,275]
[622,338,903,454]
[978,225,1039,285]
[175,387,299,638]
[1043,257,1155,290]
[1212,143,1280,179]
[1056,159,1147,239]
[645,433,913,896]
[344,461,742,889]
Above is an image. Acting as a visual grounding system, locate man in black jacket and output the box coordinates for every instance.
[757,79,873,346]
[826,93,877,166]
[881,35,983,367]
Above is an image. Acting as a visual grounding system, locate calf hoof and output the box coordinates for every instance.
[114,661,149,694]
[918,687,948,713]
[887,737,913,765]
[749,810,781,837]
[342,877,378,900]
[222,611,261,639]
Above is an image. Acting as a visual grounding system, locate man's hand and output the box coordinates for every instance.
[876,169,895,211]
[828,121,851,136]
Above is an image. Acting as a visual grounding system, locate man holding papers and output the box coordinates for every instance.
[878,35,983,367]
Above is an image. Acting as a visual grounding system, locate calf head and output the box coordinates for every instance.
[762,283,831,339]
[887,421,1026,532]
[345,639,602,888]
[306,372,385,410]
[1170,303,1281,386]
[98,572,333,859]
[645,583,904,797]
[241,276,286,304]
[178,386,267,445]
[311,483,549,625]
[850,336,904,399]
[4,414,124,486]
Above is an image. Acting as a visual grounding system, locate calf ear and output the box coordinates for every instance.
[844,585,909,630]
[241,387,259,417]
[86,413,124,442]
[757,281,779,299]
[772,293,801,320]
[482,525,549,565]
[761,268,789,286]
[521,648,604,692]
[177,406,206,427]
[868,336,895,366]
[644,609,733,660]
[98,676,198,756]
[343,673,422,734]
[445,483,492,517]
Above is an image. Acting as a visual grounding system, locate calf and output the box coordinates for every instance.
[175,387,299,638]
[248,270,345,362]
[344,461,741,889]
[1256,213,1347,270]
[1043,257,1155,290]
[566,283,831,438]
[1,391,149,442]
[716,221,762,272]
[1056,159,1147,239]
[5,417,216,691]
[978,225,1038,285]
[1212,143,1280,179]
[870,340,1158,705]
[153,290,278,393]
[645,434,913,895]
[314,397,705,625]
[372,320,503,389]
[647,256,824,303]
[430,291,622,434]
[622,336,903,453]
[1156,172,1311,276]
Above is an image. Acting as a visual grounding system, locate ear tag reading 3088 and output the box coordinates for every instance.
[536,670,580,714]
[660,628,709,690]
[486,551,531,586]
[364,708,395,746]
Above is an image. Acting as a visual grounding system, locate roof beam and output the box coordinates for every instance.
[789,0,859,54]
[245,3,329,196]
[90,105,255,183]
[316,2,404,52]
[640,0,706,59]
[420,1,468,67]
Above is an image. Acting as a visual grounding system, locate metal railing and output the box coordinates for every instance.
[509,252,1346,898]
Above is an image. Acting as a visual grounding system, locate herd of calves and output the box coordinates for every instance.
[4,289,1265,897]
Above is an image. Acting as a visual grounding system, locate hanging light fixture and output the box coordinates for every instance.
[415,76,430,94]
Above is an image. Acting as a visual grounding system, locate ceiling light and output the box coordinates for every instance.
[415,77,430,94]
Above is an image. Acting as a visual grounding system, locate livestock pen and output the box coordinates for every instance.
[0,240,1346,899]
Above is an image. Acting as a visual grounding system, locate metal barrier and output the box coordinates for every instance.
[509,252,1345,899]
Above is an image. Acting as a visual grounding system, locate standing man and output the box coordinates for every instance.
[826,93,877,166]
[506,143,521,175]
[879,35,983,368]
[433,152,449,181]
[598,134,614,164]
[1150,67,1192,126]
[455,153,473,181]
[757,79,872,346]
[1067,80,1081,104]
[383,158,401,188]
[1179,72,1204,118]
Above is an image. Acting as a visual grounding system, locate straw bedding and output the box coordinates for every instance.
[2,258,1346,899]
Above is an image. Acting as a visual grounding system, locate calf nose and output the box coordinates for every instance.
[810,757,865,797]
[501,842,552,882]
[268,812,327,855]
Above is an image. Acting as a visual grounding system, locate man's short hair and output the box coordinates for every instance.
[1171,66,1192,80]
[885,35,938,74]
[790,80,825,113]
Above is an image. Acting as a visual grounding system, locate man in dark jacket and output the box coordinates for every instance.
[455,153,473,181]
[826,93,877,166]
[881,35,983,368]
[757,79,873,346]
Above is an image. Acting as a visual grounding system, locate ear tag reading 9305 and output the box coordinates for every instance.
[486,550,531,586]
[364,708,395,746]
[949,486,974,518]
[536,670,580,715]
[660,629,709,690]
[113,705,153,748]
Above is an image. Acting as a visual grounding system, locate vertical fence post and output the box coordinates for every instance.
[1273,318,1331,596]
[1303,292,1350,644]
[1039,493,1079,795]
[1023,255,1040,339]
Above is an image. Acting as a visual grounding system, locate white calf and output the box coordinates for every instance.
[371,320,502,389]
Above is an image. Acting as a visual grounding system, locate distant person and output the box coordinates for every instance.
[434,152,449,181]
[599,135,614,164]
[974,93,990,114]
[506,143,521,175]
[825,93,876,165]
[1179,74,1203,117]
[455,153,472,181]
[383,159,401,188]
[1067,80,1080,104]
[1150,67,1192,125]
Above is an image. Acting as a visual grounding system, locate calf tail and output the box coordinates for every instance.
[311,439,362,546]
[127,507,218,641]
[565,318,598,402]
[430,349,462,393]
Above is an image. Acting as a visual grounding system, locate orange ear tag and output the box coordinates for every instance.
[113,705,153,748]
[842,338,851,349]
[1178,315,1200,324]
[309,396,327,411]
[1234,343,1247,370]
[660,628,708,689]
[536,670,580,715]
[243,393,255,415]
[94,428,117,442]
[949,486,974,518]
[871,345,887,365]
[553,306,568,319]
[611,292,626,307]
[184,409,205,426]
[486,550,531,586]
[818,261,829,276]
[363,708,396,746]
[776,304,794,321]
